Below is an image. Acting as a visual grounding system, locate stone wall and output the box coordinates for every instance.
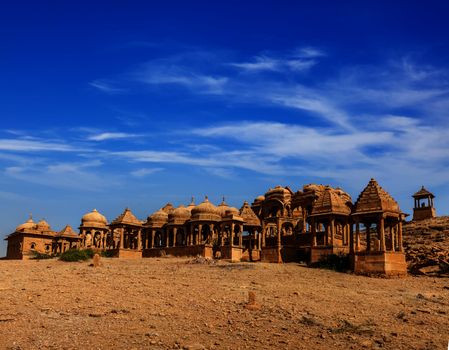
[354,251,407,276]
[413,207,436,221]
[220,245,243,262]
[261,247,279,263]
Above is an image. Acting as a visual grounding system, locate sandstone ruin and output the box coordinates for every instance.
[5,179,444,277]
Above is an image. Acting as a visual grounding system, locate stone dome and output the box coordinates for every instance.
[192,197,218,215]
[151,209,168,221]
[15,215,36,231]
[225,207,240,216]
[191,196,221,221]
[217,198,230,217]
[81,209,108,228]
[254,195,265,202]
[169,205,191,221]
[36,219,51,231]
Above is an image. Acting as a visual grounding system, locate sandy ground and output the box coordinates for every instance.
[0,257,447,350]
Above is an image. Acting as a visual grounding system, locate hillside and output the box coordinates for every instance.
[403,216,449,277]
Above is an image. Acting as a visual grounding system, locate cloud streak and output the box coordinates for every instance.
[87,132,141,141]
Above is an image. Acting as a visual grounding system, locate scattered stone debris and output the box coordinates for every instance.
[187,255,216,265]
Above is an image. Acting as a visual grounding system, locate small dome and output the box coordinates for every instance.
[225,207,239,216]
[254,195,265,202]
[81,209,108,228]
[150,209,169,222]
[191,196,219,216]
[191,196,221,221]
[169,205,191,220]
[36,219,51,231]
[15,215,35,231]
[217,198,230,217]
[265,185,289,198]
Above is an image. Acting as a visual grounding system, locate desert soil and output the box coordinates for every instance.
[0,257,447,350]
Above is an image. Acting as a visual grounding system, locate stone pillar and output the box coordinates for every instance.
[119,228,124,249]
[302,208,307,233]
[379,217,385,252]
[391,225,396,251]
[137,229,142,250]
[398,220,403,252]
[148,229,153,248]
[165,230,169,247]
[311,218,317,247]
[325,223,329,245]
[330,218,335,247]
[355,222,360,252]
[198,224,203,245]
[366,224,371,252]
[276,218,282,263]
[261,223,266,247]
[349,223,354,254]
[173,227,177,247]
[238,227,243,247]
[230,223,235,246]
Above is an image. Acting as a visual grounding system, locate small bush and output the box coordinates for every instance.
[310,253,350,272]
[100,250,116,258]
[59,248,95,262]
[30,251,53,260]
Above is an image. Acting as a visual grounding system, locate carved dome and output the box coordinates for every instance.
[36,219,51,231]
[217,198,230,217]
[169,205,191,223]
[254,195,265,202]
[310,187,352,217]
[265,185,286,197]
[15,215,36,231]
[150,209,169,223]
[225,207,240,216]
[191,196,221,221]
[81,209,108,228]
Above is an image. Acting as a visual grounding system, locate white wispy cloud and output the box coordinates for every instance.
[0,139,75,152]
[230,56,281,72]
[293,46,326,58]
[87,132,140,141]
[130,167,164,177]
[138,70,228,94]
[230,55,317,73]
[89,80,125,93]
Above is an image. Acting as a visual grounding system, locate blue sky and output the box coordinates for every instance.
[1,1,449,255]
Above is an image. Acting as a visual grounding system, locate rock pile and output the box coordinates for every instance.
[403,216,449,277]
[187,255,217,265]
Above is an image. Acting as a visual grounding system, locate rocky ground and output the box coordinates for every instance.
[404,217,449,276]
[0,257,448,350]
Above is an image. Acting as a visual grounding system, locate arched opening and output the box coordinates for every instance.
[155,231,163,247]
[201,225,211,243]
[176,229,185,246]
